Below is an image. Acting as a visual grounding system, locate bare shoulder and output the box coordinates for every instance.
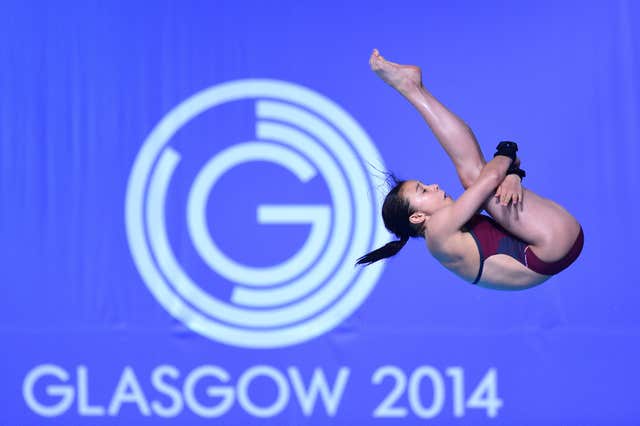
[425,220,468,262]
[424,206,464,246]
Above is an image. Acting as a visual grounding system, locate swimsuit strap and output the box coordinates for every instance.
[466,217,486,284]
[472,260,484,284]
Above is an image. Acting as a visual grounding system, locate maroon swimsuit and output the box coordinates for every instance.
[465,214,584,284]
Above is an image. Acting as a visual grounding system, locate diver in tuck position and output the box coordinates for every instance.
[357,49,583,290]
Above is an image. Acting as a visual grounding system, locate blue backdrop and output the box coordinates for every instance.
[2,1,639,424]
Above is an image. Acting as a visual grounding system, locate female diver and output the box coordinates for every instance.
[357,50,583,290]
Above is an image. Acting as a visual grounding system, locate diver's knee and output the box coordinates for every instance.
[459,164,483,189]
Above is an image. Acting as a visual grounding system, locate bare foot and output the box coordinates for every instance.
[369,49,422,95]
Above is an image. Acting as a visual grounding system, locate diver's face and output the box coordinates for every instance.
[401,180,451,216]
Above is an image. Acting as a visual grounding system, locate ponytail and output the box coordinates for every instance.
[355,235,409,266]
[356,174,423,267]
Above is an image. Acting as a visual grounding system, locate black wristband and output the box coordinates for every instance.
[507,166,526,180]
[493,141,518,162]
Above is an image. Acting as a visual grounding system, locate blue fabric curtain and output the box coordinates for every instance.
[1,1,638,424]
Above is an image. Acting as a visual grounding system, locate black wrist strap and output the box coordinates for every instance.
[507,166,526,180]
[493,141,518,162]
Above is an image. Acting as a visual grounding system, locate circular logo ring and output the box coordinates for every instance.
[125,79,387,348]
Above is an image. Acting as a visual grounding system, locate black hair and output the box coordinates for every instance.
[356,175,424,266]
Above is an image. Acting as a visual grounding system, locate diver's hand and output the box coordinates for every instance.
[495,174,523,207]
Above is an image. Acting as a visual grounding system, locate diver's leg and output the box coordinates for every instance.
[370,49,485,188]
[484,188,581,262]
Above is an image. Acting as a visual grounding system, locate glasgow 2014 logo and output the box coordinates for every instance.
[125,79,387,348]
